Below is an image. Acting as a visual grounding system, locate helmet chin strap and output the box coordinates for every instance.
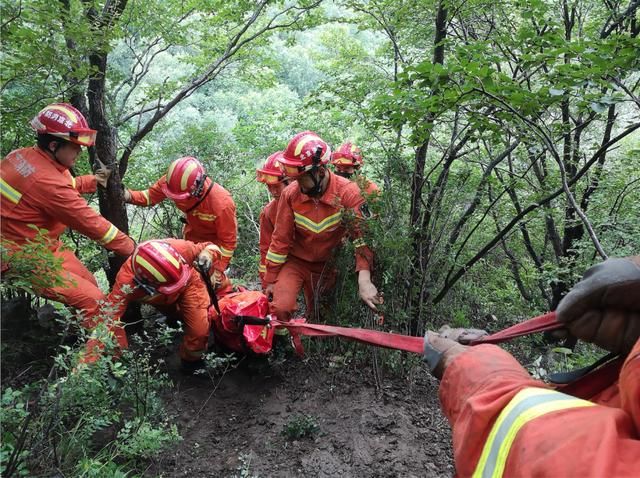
[304,146,325,197]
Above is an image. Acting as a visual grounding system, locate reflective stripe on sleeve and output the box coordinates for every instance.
[99,224,119,245]
[0,178,22,204]
[266,249,287,264]
[258,263,267,273]
[472,387,596,478]
[220,246,234,258]
[142,190,150,206]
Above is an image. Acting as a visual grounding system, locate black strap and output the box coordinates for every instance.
[234,315,271,326]
[547,352,618,384]
[196,262,220,315]
[185,179,214,214]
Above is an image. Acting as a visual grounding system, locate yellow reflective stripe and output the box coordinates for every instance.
[266,250,287,264]
[294,133,320,156]
[49,104,78,122]
[150,242,180,269]
[258,263,267,273]
[180,162,197,190]
[220,246,234,258]
[71,176,76,189]
[353,238,367,248]
[166,163,177,184]
[473,388,596,478]
[293,211,342,234]
[191,210,216,221]
[135,255,167,283]
[142,190,150,206]
[0,178,22,204]
[100,224,119,244]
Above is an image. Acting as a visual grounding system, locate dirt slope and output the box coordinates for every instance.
[151,355,454,477]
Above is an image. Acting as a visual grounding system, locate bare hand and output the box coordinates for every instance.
[123,188,132,202]
[358,279,383,311]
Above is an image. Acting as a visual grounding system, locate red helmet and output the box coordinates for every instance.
[161,156,207,200]
[279,131,331,178]
[256,151,286,184]
[30,103,97,147]
[132,240,190,294]
[331,142,364,169]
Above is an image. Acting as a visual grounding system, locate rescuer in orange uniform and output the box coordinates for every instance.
[101,239,224,372]
[263,131,382,322]
[256,151,289,288]
[124,156,237,269]
[423,256,640,477]
[330,142,380,198]
[0,103,134,320]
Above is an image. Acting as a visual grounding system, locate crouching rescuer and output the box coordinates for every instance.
[96,239,226,372]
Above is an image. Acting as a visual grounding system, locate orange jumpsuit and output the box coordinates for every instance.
[258,198,278,287]
[1,146,134,318]
[440,339,640,477]
[103,239,214,362]
[264,171,374,321]
[128,177,237,268]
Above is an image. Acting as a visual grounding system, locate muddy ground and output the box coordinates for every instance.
[151,349,454,478]
[1,299,454,477]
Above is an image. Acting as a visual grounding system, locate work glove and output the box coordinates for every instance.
[95,167,112,188]
[94,158,112,188]
[423,331,468,379]
[437,325,489,344]
[196,245,222,274]
[557,256,640,355]
[123,188,132,202]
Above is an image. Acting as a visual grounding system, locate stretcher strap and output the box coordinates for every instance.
[272,312,562,355]
[469,311,561,345]
[271,319,425,354]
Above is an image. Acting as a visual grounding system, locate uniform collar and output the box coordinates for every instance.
[34,146,69,173]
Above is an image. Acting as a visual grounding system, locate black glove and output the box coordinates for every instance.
[557,257,640,354]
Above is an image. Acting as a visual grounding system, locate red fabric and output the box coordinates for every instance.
[258,198,278,286]
[38,246,105,319]
[1,147,134,256]
[271,318,424,354]
[264,170,374,284]
[439,341,640,477]
[128,177,237,268]
[209,290,274,355]
[470,311,561,344]
[269,256,336,322]
[71,174,97,194]
[102,239,213,362]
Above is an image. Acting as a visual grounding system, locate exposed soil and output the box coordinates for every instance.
[150,351,454,478]
[1,298,455,477]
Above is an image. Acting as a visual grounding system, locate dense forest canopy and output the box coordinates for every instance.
[2,0,639,328]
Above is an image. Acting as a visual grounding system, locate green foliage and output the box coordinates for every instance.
[0,323,181,477]
[0,227,67,294]
[281,414,320,440]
